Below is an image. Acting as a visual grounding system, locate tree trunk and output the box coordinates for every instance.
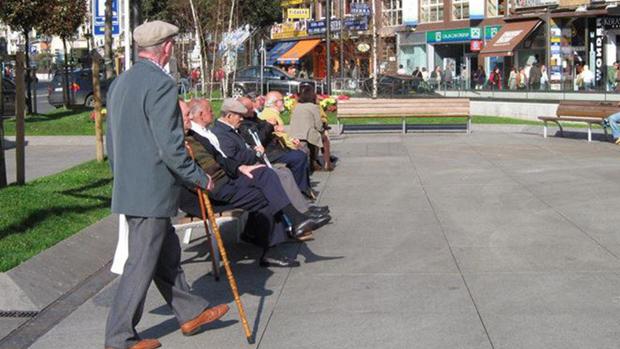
[0,70,6,188]
[104,0,115,79]
[62,38,71,108]
[188,0,205,95]
[91,55,104,162]
[24,31,33,114]
[131,0,142,63]
[15,52,25,185]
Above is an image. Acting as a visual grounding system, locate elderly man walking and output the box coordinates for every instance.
[104,21,228,349]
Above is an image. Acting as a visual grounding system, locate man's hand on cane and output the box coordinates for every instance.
[206,174,214,191]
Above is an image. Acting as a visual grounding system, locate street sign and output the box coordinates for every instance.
[351,3,371,16]
[93,0,119,36]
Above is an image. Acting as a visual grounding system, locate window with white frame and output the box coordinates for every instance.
[421,0,443,23]
[382,0,402,27]
[319,0,336,18]
[452,0,469,20]
[486,0,507,17]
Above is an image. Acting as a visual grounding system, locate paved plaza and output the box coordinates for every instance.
[4,129,620,348]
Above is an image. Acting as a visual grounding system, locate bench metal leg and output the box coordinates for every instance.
[183,227,193,244]
[587,123,592,142]
[467,115,472,134]
[402,117,406,134]
[604,124,610,140]
[543,121,548,138]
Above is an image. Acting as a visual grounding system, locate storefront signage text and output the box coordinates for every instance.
[515,0,557,8]
[351,3,372,16]
[426,28,481,43]
[594,18,604,83]
[271,21,308,40]
[307,18,368,35]
[287,8,310,19]
[601,16,620,29]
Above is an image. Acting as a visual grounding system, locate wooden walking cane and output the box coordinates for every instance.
[185,142,254,344]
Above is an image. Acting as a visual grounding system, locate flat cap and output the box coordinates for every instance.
[133,20,179,47]
[221,98,248,115]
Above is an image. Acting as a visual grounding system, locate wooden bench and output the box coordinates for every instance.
[336,98,471,134]
[538,101,620,142]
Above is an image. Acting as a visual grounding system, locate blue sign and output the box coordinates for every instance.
[351,3,371,16]
[308,18,368,35]
[93,0,119,36]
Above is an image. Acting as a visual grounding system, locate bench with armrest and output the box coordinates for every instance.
[336,98,471,134]
[538,101,620,142]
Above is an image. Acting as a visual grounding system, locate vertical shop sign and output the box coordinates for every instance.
[403,0,419,26]
[549,20,562,91]
[595,17,604,84]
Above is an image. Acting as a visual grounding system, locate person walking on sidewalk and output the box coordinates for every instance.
[104,21,229,349]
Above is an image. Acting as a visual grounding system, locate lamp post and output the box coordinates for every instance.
[371,0,378,98]
[340,0,344,81]
[326,0,332,95]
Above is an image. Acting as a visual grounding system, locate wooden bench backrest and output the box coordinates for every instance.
[556,101,620,118]
[338,98,470,117]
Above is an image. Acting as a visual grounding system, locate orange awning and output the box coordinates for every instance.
[479,20,541,58]
[277,39,321,65]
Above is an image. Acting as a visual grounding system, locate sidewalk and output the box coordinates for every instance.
[10,130,620,349]
[3,136,97,185]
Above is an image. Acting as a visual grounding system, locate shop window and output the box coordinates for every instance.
[452,0,469,20]
[486,0,507,17]
[382,0,403,27]
[319,0,336,19]
[421,0,444,23]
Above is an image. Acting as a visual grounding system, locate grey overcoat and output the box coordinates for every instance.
[106,59,208,217]
[288,102,323,147]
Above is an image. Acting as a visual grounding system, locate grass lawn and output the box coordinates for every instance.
[3,99,602,137]
[3,108,96,136]
[0,160,112,272]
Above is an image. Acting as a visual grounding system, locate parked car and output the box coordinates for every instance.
[1,78,16,117]
[48,69,113,108]
[361,74,436,96]
[232,66,323,97]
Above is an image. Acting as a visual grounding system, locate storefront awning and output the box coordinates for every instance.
[267,41,297,66]
[479,20,541,58]
[276,39,321,65]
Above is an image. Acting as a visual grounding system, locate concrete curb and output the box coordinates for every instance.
[3,215,117,312]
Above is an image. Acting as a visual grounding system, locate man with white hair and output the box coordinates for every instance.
[105,21,228,349]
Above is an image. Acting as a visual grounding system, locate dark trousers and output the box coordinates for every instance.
[105,217,209,349]
[270,149,310,192]
[179,168,290,247]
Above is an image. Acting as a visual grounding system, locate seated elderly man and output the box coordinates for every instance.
[187,98,328,218]
[180,99,330,267]
[215,92,313,198]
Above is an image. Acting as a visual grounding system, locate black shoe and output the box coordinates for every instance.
[259,255,301,268]
[312,215,331,229]
[309,205,329,214]
[305,210,328,219]
[292,218,318,237]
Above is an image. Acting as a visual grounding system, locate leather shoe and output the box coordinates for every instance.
[180,304,230,336]
[260,255,301,268]
[312,215,331,229]
[292,218,318,237]
[309,205,329,214]
[305,210,328,219]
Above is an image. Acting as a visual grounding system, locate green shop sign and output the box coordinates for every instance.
[484,25,501,40]
[427,27,482,43]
